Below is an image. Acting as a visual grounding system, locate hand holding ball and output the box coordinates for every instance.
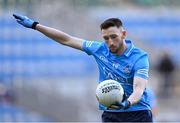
[96,80,124,107]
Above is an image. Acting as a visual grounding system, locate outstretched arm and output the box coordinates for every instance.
[35,24,84,50]
[13,13,84,50]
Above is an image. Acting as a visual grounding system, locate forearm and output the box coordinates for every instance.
[127,88,144,105]
[36,24,72,45]
[128,77,147,105]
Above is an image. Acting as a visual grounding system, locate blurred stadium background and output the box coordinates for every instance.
[0,0,180,122]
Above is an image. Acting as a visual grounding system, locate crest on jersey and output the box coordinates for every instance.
[123,65,131,74]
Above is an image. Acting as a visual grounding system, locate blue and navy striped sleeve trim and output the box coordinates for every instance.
[135,68,149,80]
[82,40,102,55]
[82,40,92,55]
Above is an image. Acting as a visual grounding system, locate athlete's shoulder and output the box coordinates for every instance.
[131,46,149,65]
[125,40,149,67]
[125,40,148,57]
[129,46,148,62]
[83,40,105,55]
[133,46,147,56]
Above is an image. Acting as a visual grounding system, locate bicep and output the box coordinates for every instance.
[64,36,84,51]
[65,39,102,55]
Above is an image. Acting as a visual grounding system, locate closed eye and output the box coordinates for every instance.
[110,34,118,39]
[103,36,109,41]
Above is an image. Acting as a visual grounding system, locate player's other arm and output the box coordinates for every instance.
[13,13,84,50]
[128,55,149,105]
[127,77,147,105]
[109,55,149,110]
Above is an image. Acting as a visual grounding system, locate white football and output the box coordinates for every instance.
[96,79,124,107]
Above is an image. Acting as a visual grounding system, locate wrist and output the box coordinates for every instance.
[123,100,131,109]
[32,22,39,29]
[126,100,131,107]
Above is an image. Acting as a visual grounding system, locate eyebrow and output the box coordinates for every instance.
[103,34,118,37]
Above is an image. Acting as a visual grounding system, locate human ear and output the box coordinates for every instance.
[121,30,126,39]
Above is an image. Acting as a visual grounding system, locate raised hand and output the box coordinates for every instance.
[13,13,39,29]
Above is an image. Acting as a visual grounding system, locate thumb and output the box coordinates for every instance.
[17,19,24,25]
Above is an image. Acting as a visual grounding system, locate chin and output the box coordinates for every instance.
[110,49,118,54]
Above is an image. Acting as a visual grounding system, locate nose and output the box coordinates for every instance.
[109,38,114,46]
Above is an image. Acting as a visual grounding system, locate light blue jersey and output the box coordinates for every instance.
[146,88,157,109]
[82,40,151,112]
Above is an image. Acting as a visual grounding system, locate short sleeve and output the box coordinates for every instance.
[134,54,149,80]
[82,40,102,55]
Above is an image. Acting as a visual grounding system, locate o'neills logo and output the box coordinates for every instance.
[102,85,120,93]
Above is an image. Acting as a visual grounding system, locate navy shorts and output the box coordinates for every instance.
[102,110,153,122]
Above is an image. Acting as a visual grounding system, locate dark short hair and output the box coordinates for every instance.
[100,18,123,30]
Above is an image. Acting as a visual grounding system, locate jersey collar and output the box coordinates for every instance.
[123,40,134,57]
[104,40,134,57]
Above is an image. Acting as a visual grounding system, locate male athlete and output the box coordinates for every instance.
[13,13,153,122]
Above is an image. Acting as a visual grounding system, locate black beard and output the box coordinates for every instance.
[110,48,119,54]
[112,42,123,54]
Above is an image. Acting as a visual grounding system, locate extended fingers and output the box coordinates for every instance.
[13,13,24,20]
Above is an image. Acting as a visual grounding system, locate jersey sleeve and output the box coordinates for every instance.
[82,40,102,55]
[134,54,149,80]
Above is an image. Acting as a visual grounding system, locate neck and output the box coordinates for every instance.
[116,40,127,56]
